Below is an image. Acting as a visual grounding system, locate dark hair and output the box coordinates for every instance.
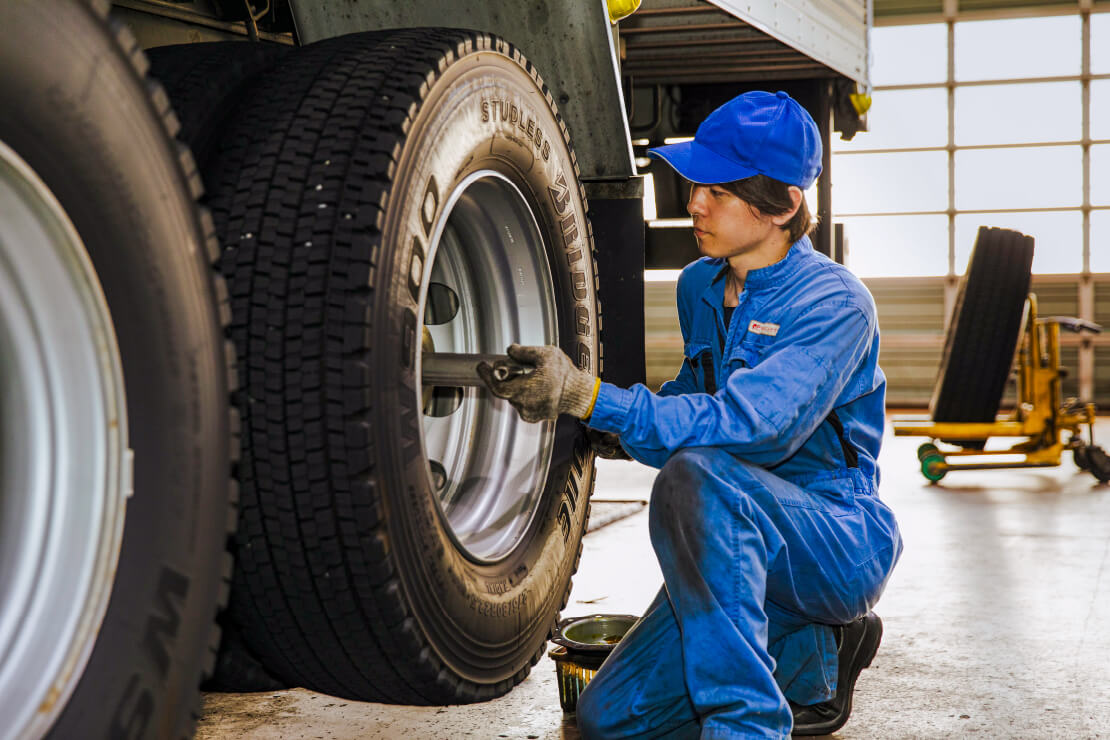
[719,174,817,244]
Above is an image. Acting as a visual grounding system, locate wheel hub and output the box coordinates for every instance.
[414,171,558,563]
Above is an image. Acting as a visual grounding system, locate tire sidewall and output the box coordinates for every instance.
[376,40,597,681]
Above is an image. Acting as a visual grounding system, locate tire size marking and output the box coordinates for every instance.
[486,580,512,595]
[575,306,591,338]
[420,175,440,237]
[142,566,190,677]
[407,175,441,307]
[481,99,551,161]
[467,589,528,618]
[109,675,153,740]
[547,172,592,368]
[409,484,450,595]
[399,356,422,465]
[109,566,190,739]
[558,435,591,543]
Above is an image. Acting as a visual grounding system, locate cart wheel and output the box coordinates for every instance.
[1073,443,1091,471]
[1086,445,1110,484]
[921,453,947,483]
[917,442,940,462]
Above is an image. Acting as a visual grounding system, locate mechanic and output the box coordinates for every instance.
[478,90,902,739]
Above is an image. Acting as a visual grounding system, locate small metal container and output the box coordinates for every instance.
[549,614,638,713]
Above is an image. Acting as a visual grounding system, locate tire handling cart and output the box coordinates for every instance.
[892,294,1108,483]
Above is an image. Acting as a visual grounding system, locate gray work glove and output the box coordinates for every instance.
[586,428,632,460]
[477,344,598,423]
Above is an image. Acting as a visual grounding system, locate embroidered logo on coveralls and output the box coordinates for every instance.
[748,320,780,337]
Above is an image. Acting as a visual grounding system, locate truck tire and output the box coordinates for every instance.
[204,29,599,703]
[146,41,287,170]
[147,40,290,692]
[930,227,1033,447]
[0,2,235,738]
[204,622,288,693]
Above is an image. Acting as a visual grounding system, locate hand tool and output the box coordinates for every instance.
[421,352,534,387]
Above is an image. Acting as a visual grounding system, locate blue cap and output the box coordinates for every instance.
[648,91,822,189]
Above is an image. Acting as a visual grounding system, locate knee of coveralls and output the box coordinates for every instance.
[648,446,790,612]
[648,447,749,566]
[646,447,778,662]
[647,448,794,736]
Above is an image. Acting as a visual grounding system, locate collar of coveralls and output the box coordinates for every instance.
[709,234,814,292]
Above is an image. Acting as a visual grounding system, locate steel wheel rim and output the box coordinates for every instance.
[0,140,129,738]
[416,171,558,564]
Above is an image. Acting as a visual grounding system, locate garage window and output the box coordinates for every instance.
[836,8,1107,278]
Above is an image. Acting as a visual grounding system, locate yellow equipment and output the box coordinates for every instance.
[892,293,1106,483]
[606,0,641,23]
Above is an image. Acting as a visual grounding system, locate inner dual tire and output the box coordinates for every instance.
[191,30,600,702]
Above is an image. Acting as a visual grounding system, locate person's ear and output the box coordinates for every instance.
[771,186,804,227]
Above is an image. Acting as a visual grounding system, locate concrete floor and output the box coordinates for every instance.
[198,419,1110,739]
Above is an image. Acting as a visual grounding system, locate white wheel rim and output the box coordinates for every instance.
[0,140,130,739]
[416,171,558,564]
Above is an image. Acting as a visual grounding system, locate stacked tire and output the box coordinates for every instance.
[930,227,1034,446]
[153,30,600,703]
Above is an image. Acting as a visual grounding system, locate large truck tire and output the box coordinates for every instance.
[0,2,235,738]
[204,29,600,703]
[930,226,1034,447]
[146,41,288,170]
[147,40,291,693]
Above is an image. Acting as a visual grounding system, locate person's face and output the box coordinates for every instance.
[686,184,794,261]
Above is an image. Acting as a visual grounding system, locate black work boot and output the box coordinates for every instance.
[790,612,883,736]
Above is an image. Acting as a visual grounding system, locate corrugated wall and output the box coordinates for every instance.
[866,277,946,406]
[643,274,1110,408]
[645,280,684,389]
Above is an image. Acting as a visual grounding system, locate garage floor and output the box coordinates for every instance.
[198,418,1110,739]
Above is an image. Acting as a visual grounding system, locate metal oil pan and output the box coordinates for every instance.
[549,614,639,713]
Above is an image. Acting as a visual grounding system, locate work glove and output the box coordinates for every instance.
[477,344,599,423]
[586,428,632,460]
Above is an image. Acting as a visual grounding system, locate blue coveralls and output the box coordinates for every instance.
[577,236,902,738]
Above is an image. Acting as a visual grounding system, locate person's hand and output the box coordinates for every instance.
[477,344,597,423]
[586,428,632,460]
